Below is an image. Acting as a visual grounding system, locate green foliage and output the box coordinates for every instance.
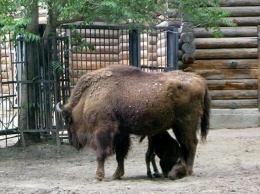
[168,0,236,37]
[51,61,64,77]
[0,0,236,39]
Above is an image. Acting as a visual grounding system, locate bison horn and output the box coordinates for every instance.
[55,102,63,113]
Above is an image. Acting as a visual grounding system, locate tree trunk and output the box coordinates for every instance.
[20,1,40,143]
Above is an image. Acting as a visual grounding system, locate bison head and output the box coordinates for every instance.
[55,102,83,150]
[167,158,187,180]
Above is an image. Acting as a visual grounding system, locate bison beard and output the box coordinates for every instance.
[59,64,210,181]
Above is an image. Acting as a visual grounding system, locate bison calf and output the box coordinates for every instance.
[142,131,187,180]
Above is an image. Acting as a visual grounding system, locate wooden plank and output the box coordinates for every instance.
[209,90,258,100]
[220,0,260,6]
[190,59,258,69]
[221,6,260,17]
[197,69,258,80]
[207,79,258,90]
[195,48,258,59]
[194,37,258,49]
[194,27,257,38]
[211,99,257,109]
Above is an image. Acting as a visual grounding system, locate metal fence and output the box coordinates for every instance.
[0,36,70,147]
[0,24,179,148]
[60,25,179,84]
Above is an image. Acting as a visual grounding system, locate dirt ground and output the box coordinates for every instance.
[0,127,259,194]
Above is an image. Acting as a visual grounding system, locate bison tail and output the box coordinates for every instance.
[200,87,211,143]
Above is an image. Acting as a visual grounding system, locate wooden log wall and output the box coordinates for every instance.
[70,29,120,83]
[188,0,260,109]
[0,38,14,95]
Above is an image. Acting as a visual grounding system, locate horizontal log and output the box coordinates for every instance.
[207,79,258,90]
[195,48,258,59]
[209,90,257,100]
[223,17,260,26]
[71,61,116,70]
[157,47,167,57]
[148,45,157,53]
[140,33,148,42]
[119,52,129,60]
[0,51,10,57]
[194,27,257,38]
[71,46,119,54]
[190,59,258,69]
[197,69,258,80]
[221,6,260,17]
[211,99,257,109]
[1,72,12,79]
[157,56,167,66]
[194,37,258,49]
[157,38,167,48]
[119,59,129,65]
[149,36,158,45]
[71,38,119,47]
[220,0,260,6]
[78,29,119,39]
[119,35,129,43]
[148,53,157,61]
[119,50,148,59]
[72,53,119,62]
[157,32,167,40]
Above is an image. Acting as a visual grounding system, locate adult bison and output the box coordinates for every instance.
[56,64,210,181]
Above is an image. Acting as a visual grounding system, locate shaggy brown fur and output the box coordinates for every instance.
[140,131,187,180]
[60,64,210,180]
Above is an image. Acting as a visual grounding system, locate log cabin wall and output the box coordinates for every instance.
[187,0,260,128]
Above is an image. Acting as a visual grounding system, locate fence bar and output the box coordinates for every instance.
[129,30,140,68]
[257,25,260,110]
[166,27,179,71]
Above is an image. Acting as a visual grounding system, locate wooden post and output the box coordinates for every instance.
[257,25,260,110]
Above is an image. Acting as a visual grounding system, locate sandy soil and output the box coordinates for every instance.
[0,127,259,194]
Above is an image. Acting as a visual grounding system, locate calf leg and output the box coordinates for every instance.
[151,153,161,177]
[145,137,157,178]
[113,134,131,179]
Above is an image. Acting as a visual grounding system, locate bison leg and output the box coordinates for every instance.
[113,134,131,179]
[94,126,118,180]
[173,126,198,175]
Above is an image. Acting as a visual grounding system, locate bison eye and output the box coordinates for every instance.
[177,85,183,90]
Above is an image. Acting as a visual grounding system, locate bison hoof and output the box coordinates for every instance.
[153,172,162,178]
[113,170,124,180]
[95,171,105,181]
[93,178,102,183]
[147,171,153,178]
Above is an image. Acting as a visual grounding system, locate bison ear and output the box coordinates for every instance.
[62,110,73,124]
